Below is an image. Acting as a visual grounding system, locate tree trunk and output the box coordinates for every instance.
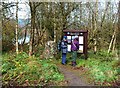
[16,0,18,54]
[80,2,82,27]
[29,2,36,56]
[116,1,120,58]
[93,0,98,54]
[108,31,115,53]
[112,34,116,53]
[101,2,110,29]
[53,3,56,43]
[22,28,27,46]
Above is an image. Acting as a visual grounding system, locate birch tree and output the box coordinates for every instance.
[15,0,18,54]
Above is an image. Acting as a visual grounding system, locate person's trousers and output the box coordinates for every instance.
[62,53,66,64]
[72,51,77,62]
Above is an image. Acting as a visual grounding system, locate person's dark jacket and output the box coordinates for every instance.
[61,40,67,53]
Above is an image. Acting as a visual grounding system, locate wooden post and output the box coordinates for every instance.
[84,31,88,59]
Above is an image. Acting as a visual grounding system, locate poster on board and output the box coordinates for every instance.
[79,36,83,44]
[67,36,71,43]
[67,45,71,52]
[78,45,83,53]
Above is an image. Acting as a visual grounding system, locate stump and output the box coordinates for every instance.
[42,41,57,59]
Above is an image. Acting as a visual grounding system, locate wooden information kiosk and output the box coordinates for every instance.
[63,30,88,59]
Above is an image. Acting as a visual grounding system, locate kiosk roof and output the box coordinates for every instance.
[63,30,88,33]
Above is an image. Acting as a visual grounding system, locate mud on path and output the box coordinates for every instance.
[56,63,94,86]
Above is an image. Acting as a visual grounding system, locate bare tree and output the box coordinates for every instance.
[93,1,98,54]
[29,2,41,56]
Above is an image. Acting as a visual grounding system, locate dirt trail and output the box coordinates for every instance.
[57,64,94,86]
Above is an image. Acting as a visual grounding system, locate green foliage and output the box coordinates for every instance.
[15,52,29,61]
[87,59,118,84]
[2,19,16,52]
[77,50,119,86]
[2,52,64,86]
[117,67,120,75]
[88,50,114,61]
[76,59,85,67]
[35,46,44,57]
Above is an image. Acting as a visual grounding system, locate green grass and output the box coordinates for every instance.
[2,52,64,86]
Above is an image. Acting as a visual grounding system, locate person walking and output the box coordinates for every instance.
[61,36,67,65]
[71,36,79,66]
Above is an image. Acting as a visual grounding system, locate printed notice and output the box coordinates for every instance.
[79,36,83,44]
[78,45,83,53]
[67,36,71,43]
[67,45,71,52]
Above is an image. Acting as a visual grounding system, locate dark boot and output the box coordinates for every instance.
[65,60,68,64]
[71,61,76,66]
[74,61,77,65]
[71,61,73,66]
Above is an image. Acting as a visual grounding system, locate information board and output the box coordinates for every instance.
[63,30,88,59]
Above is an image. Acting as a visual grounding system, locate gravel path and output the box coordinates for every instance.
[57,64,93,86]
